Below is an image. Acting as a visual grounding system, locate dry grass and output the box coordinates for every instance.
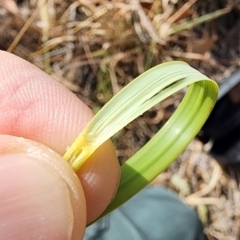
[152,140,240,239]
[0,0,240,239]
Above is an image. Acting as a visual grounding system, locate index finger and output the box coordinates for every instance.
[0,51,120,223]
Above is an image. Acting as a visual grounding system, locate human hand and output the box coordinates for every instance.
[0,51,120,240]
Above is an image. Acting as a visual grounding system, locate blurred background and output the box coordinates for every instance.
[0,0,239,239]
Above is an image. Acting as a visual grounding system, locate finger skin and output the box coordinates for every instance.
[0,51,92,154]
[0,135,86,240]
[77,140,119,224]
[0,51,120,223]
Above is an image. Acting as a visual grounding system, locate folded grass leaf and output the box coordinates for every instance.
[63,61,218,219]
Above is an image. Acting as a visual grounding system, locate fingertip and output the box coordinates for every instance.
[77,140,120,224]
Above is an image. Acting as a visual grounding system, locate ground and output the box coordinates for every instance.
[0,0,240,239]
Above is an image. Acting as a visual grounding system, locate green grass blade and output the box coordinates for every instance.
[63,61,218,221]
[100,80,218,218]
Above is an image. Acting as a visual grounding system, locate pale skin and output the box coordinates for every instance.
[0,51,120,240]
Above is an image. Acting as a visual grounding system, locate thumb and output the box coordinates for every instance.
[0,135,86,240]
